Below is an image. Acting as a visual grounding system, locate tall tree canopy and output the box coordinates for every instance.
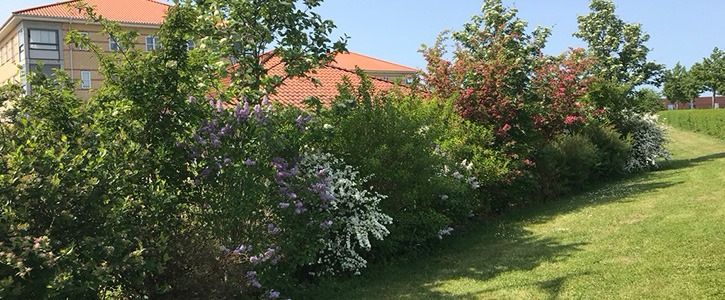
[662,62,700,108]
[690,47,725,108]
[574,0,664,88]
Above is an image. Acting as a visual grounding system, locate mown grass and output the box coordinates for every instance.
[659,109,725,140]
[293,127,725,299]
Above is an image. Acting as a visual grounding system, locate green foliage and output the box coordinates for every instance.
[662,62,700,105]
[632,87,664,114]
[536,134,600,199]
[659,109,725,140]
[534,123,631,199]
[574,0,664,88]
[690,48,725,108]
[175,0,347,101]
[581,124,632,178]
[620,112,670,172]
[315,74,505,257]
[575,0,664,120]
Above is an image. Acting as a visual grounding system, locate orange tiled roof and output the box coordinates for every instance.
[14,0,169,25]
[222,54,408,108]
[330,51,417,72]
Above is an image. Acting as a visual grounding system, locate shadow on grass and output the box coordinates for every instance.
[298,171,682,300]
[658,151,725,171]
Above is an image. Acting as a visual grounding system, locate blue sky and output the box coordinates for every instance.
[2,0,724,73]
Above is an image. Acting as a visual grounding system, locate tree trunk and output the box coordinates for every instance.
[713,89,717,109]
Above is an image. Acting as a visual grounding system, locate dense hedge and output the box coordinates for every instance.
[0,0,671,298]
[659,109,725,140]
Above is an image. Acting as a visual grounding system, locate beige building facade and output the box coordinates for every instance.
[0,0,168,98]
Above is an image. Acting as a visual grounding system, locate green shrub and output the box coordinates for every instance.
[659,109,725,140]
[582,123,632,178]
[536,134,600,197]
[314,74,504,258]
[620,112,670,172]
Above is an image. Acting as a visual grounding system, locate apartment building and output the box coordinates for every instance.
[0,0,169,98]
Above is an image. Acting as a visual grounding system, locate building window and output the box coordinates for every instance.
[29,63,61,80]
[28,29,59,50]
[80,70,91,89]
[145,36,160,51]
[17,29,24,61]
[76,32,89,50]
[109,36,120,51]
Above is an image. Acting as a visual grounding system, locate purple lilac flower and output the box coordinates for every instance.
[219,124,231,137]
[278,202,290,209]
[243,159,256,166]
[295,114,312,130]
[188,95,196,103]
[200,167,211,179]
[249,255,260,265]
[234,102,250,122]
[253,104,266,124]
[452,172,464,179]
[263,248,276,260]
[267,223,280,234]
[310,183,327,193]
[315,168,329,179]
[319,192,336,202]
[194,179,200,186]
[246,271,257,279]
[215,99,223,112]
[250,279,261,288]
[320,220,333,228]
[223,157,232,165]
[236,244,251,253]
[294,201,306,214]
[268,290,280,299]
[209,134,221,148]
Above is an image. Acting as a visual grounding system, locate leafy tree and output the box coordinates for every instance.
[2,0,351,298]
[574,0,664,88]
[574,0,664,118]
[662,62,700,109]
[690,47,725,108]
[632,87,663,113]
[177,0,348,102]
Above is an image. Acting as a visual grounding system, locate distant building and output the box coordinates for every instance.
[661,96,725,110]
[0,0,169,98]
[329,51,417,84]
[0,1,417,105]
[222,52,412,108]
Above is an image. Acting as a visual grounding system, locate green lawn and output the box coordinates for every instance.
[296,127,725,299]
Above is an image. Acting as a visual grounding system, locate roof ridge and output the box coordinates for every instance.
[13,0,78,14]
[344,51,417,71]
[325,63,400,85]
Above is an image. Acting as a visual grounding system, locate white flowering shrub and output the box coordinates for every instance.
[621,112,670,172]
[300,152,392,275]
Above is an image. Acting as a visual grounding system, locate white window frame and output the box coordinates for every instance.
[17,29,24,62]
[80,70,91,89]
[77,32,89,51]
[109,36,120,51]
[28,29,59,51]
[145,36,160,52]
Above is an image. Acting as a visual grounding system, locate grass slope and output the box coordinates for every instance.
[297,127,725,299]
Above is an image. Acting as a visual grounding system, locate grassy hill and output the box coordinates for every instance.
[296,127,725,299]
